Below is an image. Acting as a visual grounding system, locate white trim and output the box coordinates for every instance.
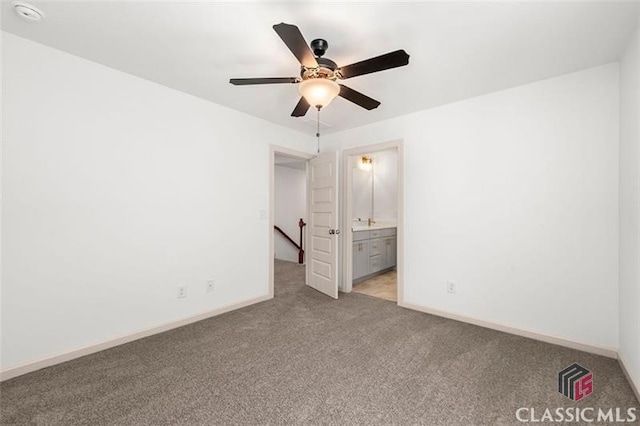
[619,352,640,403]
[398,301,618,359]
[0,295,271,382]
[269,145,315,298]
[341,139,404,305]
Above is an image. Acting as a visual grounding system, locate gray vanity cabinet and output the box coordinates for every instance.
[352,228,396,282]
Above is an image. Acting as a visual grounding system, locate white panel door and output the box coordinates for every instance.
[307,151,339,299]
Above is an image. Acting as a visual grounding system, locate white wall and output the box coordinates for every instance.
[1,33,313,371]
[619,18,640,392]
[274,165,306,263]
[326,64,620,350]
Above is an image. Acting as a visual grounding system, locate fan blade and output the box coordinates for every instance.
[337,50,410,79]
[229,77,299,85]
[291,97,311,117]
[339,85,381,110]
[273,23,318,69]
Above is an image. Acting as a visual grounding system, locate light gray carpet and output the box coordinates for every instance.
[1,260,638,425]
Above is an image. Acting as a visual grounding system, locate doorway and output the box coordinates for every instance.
[269,146,314,298]
[342,140,404,304]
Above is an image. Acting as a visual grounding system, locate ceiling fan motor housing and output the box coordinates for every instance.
[300,39,337,81]
[301,57,338,80]
[310,38,329,57]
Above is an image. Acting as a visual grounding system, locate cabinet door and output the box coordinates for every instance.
[352,243,359,280]
[381,236,397,269]
[353,240,370,280]
[389,236,397,268]
[370,254,382,273]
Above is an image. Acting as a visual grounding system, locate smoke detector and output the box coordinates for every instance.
[12,1,45,22]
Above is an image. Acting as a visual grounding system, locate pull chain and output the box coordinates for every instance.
[316,106,321,153]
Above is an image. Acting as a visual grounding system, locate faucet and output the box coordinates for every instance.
[367,218,376,226]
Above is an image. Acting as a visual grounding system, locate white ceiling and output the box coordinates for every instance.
[2,1,639,135]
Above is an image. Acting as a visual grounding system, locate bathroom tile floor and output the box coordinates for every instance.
[352,270,397,302]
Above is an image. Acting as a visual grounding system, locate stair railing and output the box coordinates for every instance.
[274,218,306,264]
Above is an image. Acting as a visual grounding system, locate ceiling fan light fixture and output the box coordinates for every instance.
[298,78,340,109]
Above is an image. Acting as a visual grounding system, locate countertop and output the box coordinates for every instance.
[352,224,397,232]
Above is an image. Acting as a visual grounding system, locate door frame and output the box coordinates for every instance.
[269,145,315,298]
[341,139,405,304]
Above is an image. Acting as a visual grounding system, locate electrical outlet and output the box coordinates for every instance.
[447,281,456,294]
[206,280,215,293]
[177,285,187,298]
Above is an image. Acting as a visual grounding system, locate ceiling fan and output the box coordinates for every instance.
[229,23,410,117]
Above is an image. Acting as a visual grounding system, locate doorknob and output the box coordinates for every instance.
[329,229,335,235]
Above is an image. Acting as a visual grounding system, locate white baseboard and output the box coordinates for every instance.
[0,294,272,382]
[398,301,618,359]
[0,296,629,390]
[618,352,640,403]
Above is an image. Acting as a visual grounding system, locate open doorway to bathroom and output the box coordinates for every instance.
[342,141,404,304]
[352,148,398,301]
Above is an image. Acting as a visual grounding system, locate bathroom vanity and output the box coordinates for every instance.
[352,226,397,282]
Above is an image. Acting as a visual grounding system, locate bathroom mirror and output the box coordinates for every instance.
[352,149,398,225]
